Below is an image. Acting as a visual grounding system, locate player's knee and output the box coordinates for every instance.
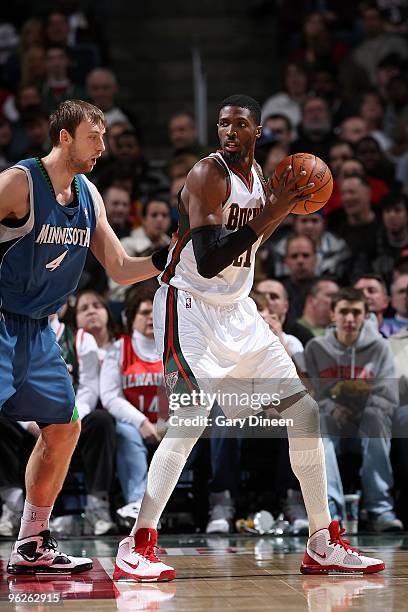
[41,419,81,449]
[286,392,320,438]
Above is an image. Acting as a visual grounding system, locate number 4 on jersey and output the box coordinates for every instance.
[46,250,68,271]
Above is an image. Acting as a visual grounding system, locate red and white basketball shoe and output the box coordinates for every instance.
[113,528,176,582]
[300,520,385,574]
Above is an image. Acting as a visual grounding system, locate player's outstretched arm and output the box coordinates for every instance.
[0,168,30,222]
[90,188,164,285]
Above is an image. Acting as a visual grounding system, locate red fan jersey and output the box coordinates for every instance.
[121,334,168,423]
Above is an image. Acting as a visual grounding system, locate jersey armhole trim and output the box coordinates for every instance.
[81,175,101,220]
[208,154,231,207]
[0,165,35,242]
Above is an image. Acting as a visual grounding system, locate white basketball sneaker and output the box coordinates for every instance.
[114,528,176,582]
[7,530,93,574]
[300,520,385,574]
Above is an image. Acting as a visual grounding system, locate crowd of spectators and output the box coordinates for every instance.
[0,3,408,536]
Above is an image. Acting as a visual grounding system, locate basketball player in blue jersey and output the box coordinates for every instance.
[0,100,170,575]
[114,95,385,581]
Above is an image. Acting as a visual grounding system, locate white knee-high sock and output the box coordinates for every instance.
[289,438,331,535]
[132,445,188,533]
[282,394,331,535]
[131,405,208,534]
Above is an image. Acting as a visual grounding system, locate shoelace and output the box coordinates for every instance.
[329,526,359,554]
[133,544,161,563]
[41,534,59,553]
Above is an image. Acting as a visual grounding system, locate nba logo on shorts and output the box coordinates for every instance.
[186,296,192,308]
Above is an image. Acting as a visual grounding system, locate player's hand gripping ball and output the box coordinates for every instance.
[271,153,333,214]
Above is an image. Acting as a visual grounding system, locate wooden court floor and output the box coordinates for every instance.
[1,533,407,611]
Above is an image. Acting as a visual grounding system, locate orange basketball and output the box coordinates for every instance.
[271,153,333,214]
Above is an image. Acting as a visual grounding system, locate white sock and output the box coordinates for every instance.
[289,438,331,535]
[0,487,24,511]
[131,447,187,534]
[131,405,207,535]
[18,500,53,540]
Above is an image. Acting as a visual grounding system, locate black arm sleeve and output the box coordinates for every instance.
[191,224,259,278]
[151,245,170,271]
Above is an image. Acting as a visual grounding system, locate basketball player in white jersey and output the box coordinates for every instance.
[114,95,385,580]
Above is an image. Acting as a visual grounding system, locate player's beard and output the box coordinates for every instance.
[67,143,93,174]
[222,149,242,165]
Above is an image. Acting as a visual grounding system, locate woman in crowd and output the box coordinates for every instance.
[101,284,168,528]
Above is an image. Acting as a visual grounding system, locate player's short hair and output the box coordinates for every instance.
[49,99,106,146]
[219,95,261,125]
[331,287,368,312]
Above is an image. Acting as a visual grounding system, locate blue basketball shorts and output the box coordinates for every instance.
[0,311,77,425]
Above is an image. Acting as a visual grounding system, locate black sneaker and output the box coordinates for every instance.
[7,530,93,575]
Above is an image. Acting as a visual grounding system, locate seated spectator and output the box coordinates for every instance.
[251,289,304,360]
[167,154,198,232]
[103,185,132,239]
[261,142,288,180]
[383,275,408,336]
[20,45,46,89]
[327,155,390,220]
[335,175,380,279]
[310,64,353,128]
[305,287,402,532]
[383,73,408,153]
[86,68,138,128]
[113,129,169,201]
[291,96,334,162]
[100,285,168,528]
[168,112,208,159]
[20,106,51,158]
[74,290,117,360]
[352,6,408,85]
[255,278,314,347]
[289,12,349,71]
[373,191,408,287]
[282,235,318,322]
[121,198,171,256]
[45,11,99,83]
[42,44,84,113]
[2,18,44,91]
[262,113,293,150]
[354,274,390,335]
[358,90,393,152]
[261,60,308,130]
[338,116,369,146]
[108,199,170,303]
[272,211,350,280]
[297,278,340,337]
[355,135,396,186]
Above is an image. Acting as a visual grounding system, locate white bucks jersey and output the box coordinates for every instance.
[160,152,267,304]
